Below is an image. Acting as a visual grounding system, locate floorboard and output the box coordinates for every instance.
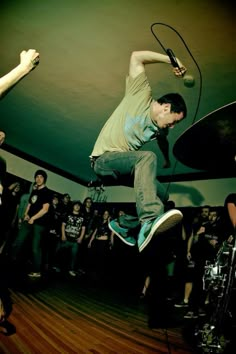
[0,275,197,354]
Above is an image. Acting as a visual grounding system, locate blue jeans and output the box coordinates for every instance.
[11,222,45,273]
[93,151,168,224]
[59,240,79,270]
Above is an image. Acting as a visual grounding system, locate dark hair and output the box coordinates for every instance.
[72,200,82,207]
[201,205,210,210]
[34,169,48,182]
[157,93,187,118]
[83,197,93,205]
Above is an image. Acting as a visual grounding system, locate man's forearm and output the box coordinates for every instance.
[0,49,39,99]
[131,51,170,65]
[129,51,171,78]
[24,203,31,218]
[129,50,186,79]
[30,206,49,222]
[0,65,31,99]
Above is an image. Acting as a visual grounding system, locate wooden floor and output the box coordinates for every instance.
[0,273,197,354]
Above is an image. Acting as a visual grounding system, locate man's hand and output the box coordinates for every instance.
[77,236,83,244]
[0,49,40,99]
[28,218,35,225]
[61,234,67,242]
[20,49,40,73]
[172,65,187,78]
[197,226,205,235]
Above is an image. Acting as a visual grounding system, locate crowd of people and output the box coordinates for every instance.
[0,170,235,330]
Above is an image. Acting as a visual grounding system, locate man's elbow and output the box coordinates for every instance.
[130,51,142,64]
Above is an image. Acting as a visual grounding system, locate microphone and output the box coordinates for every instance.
[166,48,180,69]
[166,48,195,86]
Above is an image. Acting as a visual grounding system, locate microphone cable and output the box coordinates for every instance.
[150,22,203,201]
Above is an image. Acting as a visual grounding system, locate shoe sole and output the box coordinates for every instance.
[151,210,183,234]
[108,223,135,246]
[184,315,198,319]
[139,210,183,252]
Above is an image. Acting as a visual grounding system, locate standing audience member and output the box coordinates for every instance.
[175,206,210,310]
[43,193,61,272]
[59,201,86,277]
[88,210,112,283]
[11,170,51,278]
[81,197,94,230]
[183,206,223,319]
[203,208,222,254]
[18,182,36,229]
[57,193,71,222]
[0,182,21,254]
[78,197,95,274]
[0,48,39,334]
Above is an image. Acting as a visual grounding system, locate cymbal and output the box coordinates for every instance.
[173,102,236,172]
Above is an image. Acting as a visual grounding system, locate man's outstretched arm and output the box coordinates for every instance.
[129,50,186,79]
[0,49,40,99]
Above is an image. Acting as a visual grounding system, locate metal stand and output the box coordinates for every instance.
[198,234,236,353]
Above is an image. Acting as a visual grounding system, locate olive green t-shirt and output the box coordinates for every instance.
[91,72,159,157]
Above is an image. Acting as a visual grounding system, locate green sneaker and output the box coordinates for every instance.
[109,219,136,246]
[138,209,183,252]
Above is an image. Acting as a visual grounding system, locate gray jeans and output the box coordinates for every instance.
[93,151,168,224]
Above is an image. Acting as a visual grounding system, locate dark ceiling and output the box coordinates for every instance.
[0,0,235,186]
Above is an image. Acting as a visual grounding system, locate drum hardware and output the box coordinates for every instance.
[197,323,228,353]
[197,235,236,353]
[173,102,235,352]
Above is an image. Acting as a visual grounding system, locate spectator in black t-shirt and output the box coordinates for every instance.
[11,170,51,278]
[59,201,86,277]
[57,193,72,222]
